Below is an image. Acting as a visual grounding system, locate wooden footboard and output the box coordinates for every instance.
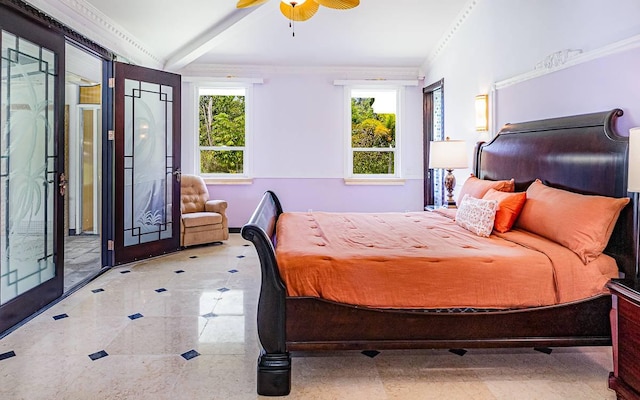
[240,191,291,396]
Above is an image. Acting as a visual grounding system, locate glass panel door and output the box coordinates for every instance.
[114,62,181,264]
[0,11,65,333]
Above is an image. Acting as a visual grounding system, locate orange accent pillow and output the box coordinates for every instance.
[515,179,630,264]
[482,189,527,233]
[457,175,515,205]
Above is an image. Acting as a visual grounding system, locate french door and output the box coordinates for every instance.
[113,62,181,265]
[0,8,65,332]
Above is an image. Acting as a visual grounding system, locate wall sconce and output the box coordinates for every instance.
[475,94,488,131]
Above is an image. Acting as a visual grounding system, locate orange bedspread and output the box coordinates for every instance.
[275,211,619,309]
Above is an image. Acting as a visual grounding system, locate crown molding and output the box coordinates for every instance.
[179,63,423,81]
[495,33,640,90]
[23,0,163,67]
[420,0,480,73]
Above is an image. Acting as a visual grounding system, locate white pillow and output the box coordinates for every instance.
[455,194,498,237]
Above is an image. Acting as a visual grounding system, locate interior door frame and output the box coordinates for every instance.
[423,78,444,208]
[0,4,66,333]
[113,62,181,265]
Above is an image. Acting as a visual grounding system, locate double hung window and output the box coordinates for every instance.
[197,87,248,176]
[347,87,401,178]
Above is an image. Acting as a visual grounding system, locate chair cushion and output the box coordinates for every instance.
[181,175,210,213]
[182,212,223,228]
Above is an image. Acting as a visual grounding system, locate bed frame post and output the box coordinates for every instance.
[241,191,291,396]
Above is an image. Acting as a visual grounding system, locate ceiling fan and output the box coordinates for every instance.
[236,0,360,22]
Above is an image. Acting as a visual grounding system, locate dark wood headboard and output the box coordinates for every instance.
[474,109,635,280]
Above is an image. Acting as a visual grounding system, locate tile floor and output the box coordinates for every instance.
[0,234,618,399]
[64,234,101,292]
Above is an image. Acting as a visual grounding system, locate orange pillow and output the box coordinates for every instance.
[457,175,515,205]
[482,189,526,233]
[515,180,630,264]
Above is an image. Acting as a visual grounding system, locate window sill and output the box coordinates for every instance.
[343,177,405,186]
[202,177,253,185]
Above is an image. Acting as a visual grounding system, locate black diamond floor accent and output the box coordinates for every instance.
[91,288,104,293]
[218,287,230,293]
[361,350,380,358]
[128,313,143,320]
[202,312,217,318]
[88,350,108,361]
[189,256,198,259]
[534,347,553,354]
[175,270,185,274]
[120,270,131,274]
[53,313,69,320]
[155,288,167,293]
[236,255,245,258]
[0,351,16,361]
[449,349,467,356]
[228,269,238,274]
[181,349,200,360]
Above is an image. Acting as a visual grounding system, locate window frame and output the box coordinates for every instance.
[194,83,253,180]
[344,84,404,181]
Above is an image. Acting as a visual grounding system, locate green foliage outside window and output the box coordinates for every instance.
[351,97,396,174]
[199,94,245,174]
[353,151,395,174]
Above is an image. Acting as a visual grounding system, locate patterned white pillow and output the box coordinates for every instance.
[455,194,498,237]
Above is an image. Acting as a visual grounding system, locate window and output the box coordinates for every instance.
[348,87,400,177]
[197,86,248,176]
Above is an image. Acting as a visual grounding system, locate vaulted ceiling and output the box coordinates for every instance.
[26,0,471,73]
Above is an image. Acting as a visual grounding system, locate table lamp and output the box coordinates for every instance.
[429,137,468,208]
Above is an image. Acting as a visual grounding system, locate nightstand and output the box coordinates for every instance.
[608,279,640,400]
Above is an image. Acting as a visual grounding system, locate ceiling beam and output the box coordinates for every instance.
[164,5,268,72]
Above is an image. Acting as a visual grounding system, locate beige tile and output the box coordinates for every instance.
[170,354,258,399]
[68,355,186,399]
[289,355,387,400]
[0,354,89,400]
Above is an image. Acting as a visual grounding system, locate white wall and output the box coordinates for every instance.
[422,0,640,193]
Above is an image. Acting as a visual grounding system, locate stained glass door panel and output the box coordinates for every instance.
[114,62,180,264]
[0,11,65,333]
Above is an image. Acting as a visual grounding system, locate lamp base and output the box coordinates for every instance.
[444,169,457,209]
[444,200,458,209]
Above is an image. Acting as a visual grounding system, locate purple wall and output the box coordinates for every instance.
[496,46,640,135]
[208,178,424,228]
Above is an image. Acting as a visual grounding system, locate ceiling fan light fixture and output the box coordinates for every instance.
[280,0,307,5]
[279,0,319,22]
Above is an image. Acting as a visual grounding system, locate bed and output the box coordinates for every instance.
[241,109,636,396]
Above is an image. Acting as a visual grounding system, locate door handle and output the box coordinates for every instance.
[59,172,67,197]
[173,168,181,182]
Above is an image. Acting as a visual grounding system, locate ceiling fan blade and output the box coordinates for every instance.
[313,0,359,9]
[236,0,269,8]
[280,0,319,21]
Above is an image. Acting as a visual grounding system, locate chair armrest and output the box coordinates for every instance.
[205,199,228,214]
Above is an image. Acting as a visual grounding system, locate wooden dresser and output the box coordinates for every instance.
[608,279,640,400]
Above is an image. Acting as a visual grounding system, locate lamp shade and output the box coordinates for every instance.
[429,139,468,169]
[629,127,640,193]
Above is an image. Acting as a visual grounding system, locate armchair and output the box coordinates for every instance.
[180,174,229,247]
